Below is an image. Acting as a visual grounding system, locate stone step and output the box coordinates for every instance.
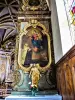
[5,95,62,100]
[11,90,58,95]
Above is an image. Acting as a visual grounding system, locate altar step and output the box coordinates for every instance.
[11,90,58,95]
[5,95,62,100]
[7,90,62,100]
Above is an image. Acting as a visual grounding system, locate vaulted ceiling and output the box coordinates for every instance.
[0,0,21,44]
[0,0,50,45]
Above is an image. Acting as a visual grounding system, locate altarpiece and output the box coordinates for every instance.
[12,0,56,93]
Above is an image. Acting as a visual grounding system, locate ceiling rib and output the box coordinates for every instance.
[5,0,17,28]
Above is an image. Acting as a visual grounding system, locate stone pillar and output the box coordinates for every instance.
[51,0,63,63]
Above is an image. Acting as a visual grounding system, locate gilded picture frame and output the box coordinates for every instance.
[18,20,52,72]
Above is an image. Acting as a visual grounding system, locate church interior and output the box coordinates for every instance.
[0,0,75,100]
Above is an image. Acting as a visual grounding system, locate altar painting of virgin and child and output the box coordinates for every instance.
[21,27,49,67]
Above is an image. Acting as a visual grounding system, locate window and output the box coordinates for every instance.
[64,0,75,44]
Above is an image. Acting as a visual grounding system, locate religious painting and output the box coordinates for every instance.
[18,21,51,72]
[0,53,6,83]
[0,51,12,84]
[21,27,49,67]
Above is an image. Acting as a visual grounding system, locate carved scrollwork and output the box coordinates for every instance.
[12,70,24,87]
[22,0,48,11]
[12,70,21,86]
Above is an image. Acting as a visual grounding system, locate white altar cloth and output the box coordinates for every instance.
[5,94,62,100]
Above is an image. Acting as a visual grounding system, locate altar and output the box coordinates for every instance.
[5,95,62,100]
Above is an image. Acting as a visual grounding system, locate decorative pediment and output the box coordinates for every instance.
[22,0,49,11]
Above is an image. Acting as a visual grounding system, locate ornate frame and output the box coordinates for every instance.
[18,20,52,72]
[22,0,48,11]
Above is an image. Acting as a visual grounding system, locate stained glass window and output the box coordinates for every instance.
[64,0,75,44]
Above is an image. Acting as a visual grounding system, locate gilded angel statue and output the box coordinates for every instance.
[29,65,41,95]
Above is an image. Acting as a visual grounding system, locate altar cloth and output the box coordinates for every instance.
[5,94,62,100]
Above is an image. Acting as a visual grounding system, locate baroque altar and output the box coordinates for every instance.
[12,0,56,95]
